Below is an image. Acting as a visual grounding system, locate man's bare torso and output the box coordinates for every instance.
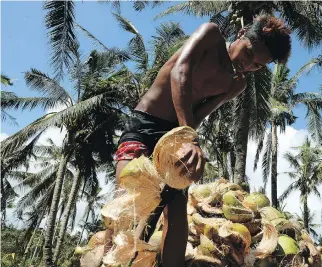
[135,33,246,125]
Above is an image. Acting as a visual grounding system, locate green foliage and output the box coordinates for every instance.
[1,225,81,267]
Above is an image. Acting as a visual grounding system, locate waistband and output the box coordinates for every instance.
[132,109,179,128]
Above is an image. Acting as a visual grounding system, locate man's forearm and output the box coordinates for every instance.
[171,67,195,128]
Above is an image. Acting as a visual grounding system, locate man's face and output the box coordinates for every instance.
[229,37,273,72]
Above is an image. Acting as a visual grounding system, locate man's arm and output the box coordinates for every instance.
[170,23,222,128]
[194,78,247,128]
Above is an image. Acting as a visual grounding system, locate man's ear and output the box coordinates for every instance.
[237,27,248,39]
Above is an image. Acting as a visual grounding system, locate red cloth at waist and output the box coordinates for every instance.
[114,141,149,161]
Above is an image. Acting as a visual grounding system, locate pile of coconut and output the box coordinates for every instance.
[75,127,322,267]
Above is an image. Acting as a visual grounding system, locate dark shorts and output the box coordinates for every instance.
[115,110,178,161]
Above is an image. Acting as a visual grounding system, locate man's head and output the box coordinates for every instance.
[229,15,291,72]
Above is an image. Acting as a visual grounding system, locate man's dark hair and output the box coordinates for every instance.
[244,15,291,64]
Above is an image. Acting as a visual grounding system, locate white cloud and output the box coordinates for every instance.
[0,132,9,141]
[246,126,322,237]
[37,127,67,147]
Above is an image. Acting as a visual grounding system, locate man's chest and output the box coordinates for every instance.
[191,49,237,98]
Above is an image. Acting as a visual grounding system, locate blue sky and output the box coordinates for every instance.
[1,1,321,136]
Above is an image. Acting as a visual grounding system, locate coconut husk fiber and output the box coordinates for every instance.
[101,156,162,234]
[153,126,199,189]
[80,126,322,267]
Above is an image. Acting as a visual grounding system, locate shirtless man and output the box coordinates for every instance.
[110,15,291,266]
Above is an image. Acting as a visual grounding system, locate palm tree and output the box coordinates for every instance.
[279,137,322,231]
[198,107,235,180]
[12,138,75,255]
[294,208,320,239]
[149,1,322,185]
[76,185,114,246]
[1,132,47,224]
[1,46,130,266]
[254,59,322,207]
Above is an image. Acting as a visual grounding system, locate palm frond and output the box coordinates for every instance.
[248,68,272,139]
[128,34,148,72]
[1,74,13,86]
[1,131,44,171]
[1,92,60,111]
[284,151,301,170]
[75,22,109,51]
[278,181,299,203]
[291,92,322,144]
[25,68,73,106]
[112,13,139,35]
[154,1,229,20]
[289,56,322,85]
[210,11,233,38]
[15,175,56,217]
[44,0,78,80]
[305,102,322,145]
[278,2,322,49]
[132,1,164,12]
[312,186,321,199]
[13,165,58,194]
[253,131,265,171]
[0,109,18,126]
[1,91,122,154]
[262,130,272,188]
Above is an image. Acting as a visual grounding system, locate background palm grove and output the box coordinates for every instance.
[1,1,322,266]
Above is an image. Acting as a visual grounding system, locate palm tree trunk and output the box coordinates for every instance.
[234,95,250,185]
[1,178,6,225]
[52,204,65,247]
[303,194,309,231]
[24,210,45,256]
[271,122,278,208]
[43,151,71,267]
[53,168,81,264]
[77,206,91,246]
[32,229,44,261]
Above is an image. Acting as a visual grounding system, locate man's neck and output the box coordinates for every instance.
[226,42,242,76]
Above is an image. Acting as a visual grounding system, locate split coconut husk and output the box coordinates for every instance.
[217,221,252,265]
[244,221,279,267]
[260,206,285,221]
[103,231,158,267]
[274,235,300,257]
[74,231,105,255]
[222,191,254,223]
[192,213,226,235]
[153,126,198,189]
[243,192,270,211]
[79,245,104,267]
[101,156,162,234]
[101,194,135,233]
[299,231,321,267]
[119,156,161,217]
[119,156,160,197]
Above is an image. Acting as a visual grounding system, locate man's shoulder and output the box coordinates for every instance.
[195,23,224,40]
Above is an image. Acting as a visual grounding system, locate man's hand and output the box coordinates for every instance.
[175,142,206,182]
